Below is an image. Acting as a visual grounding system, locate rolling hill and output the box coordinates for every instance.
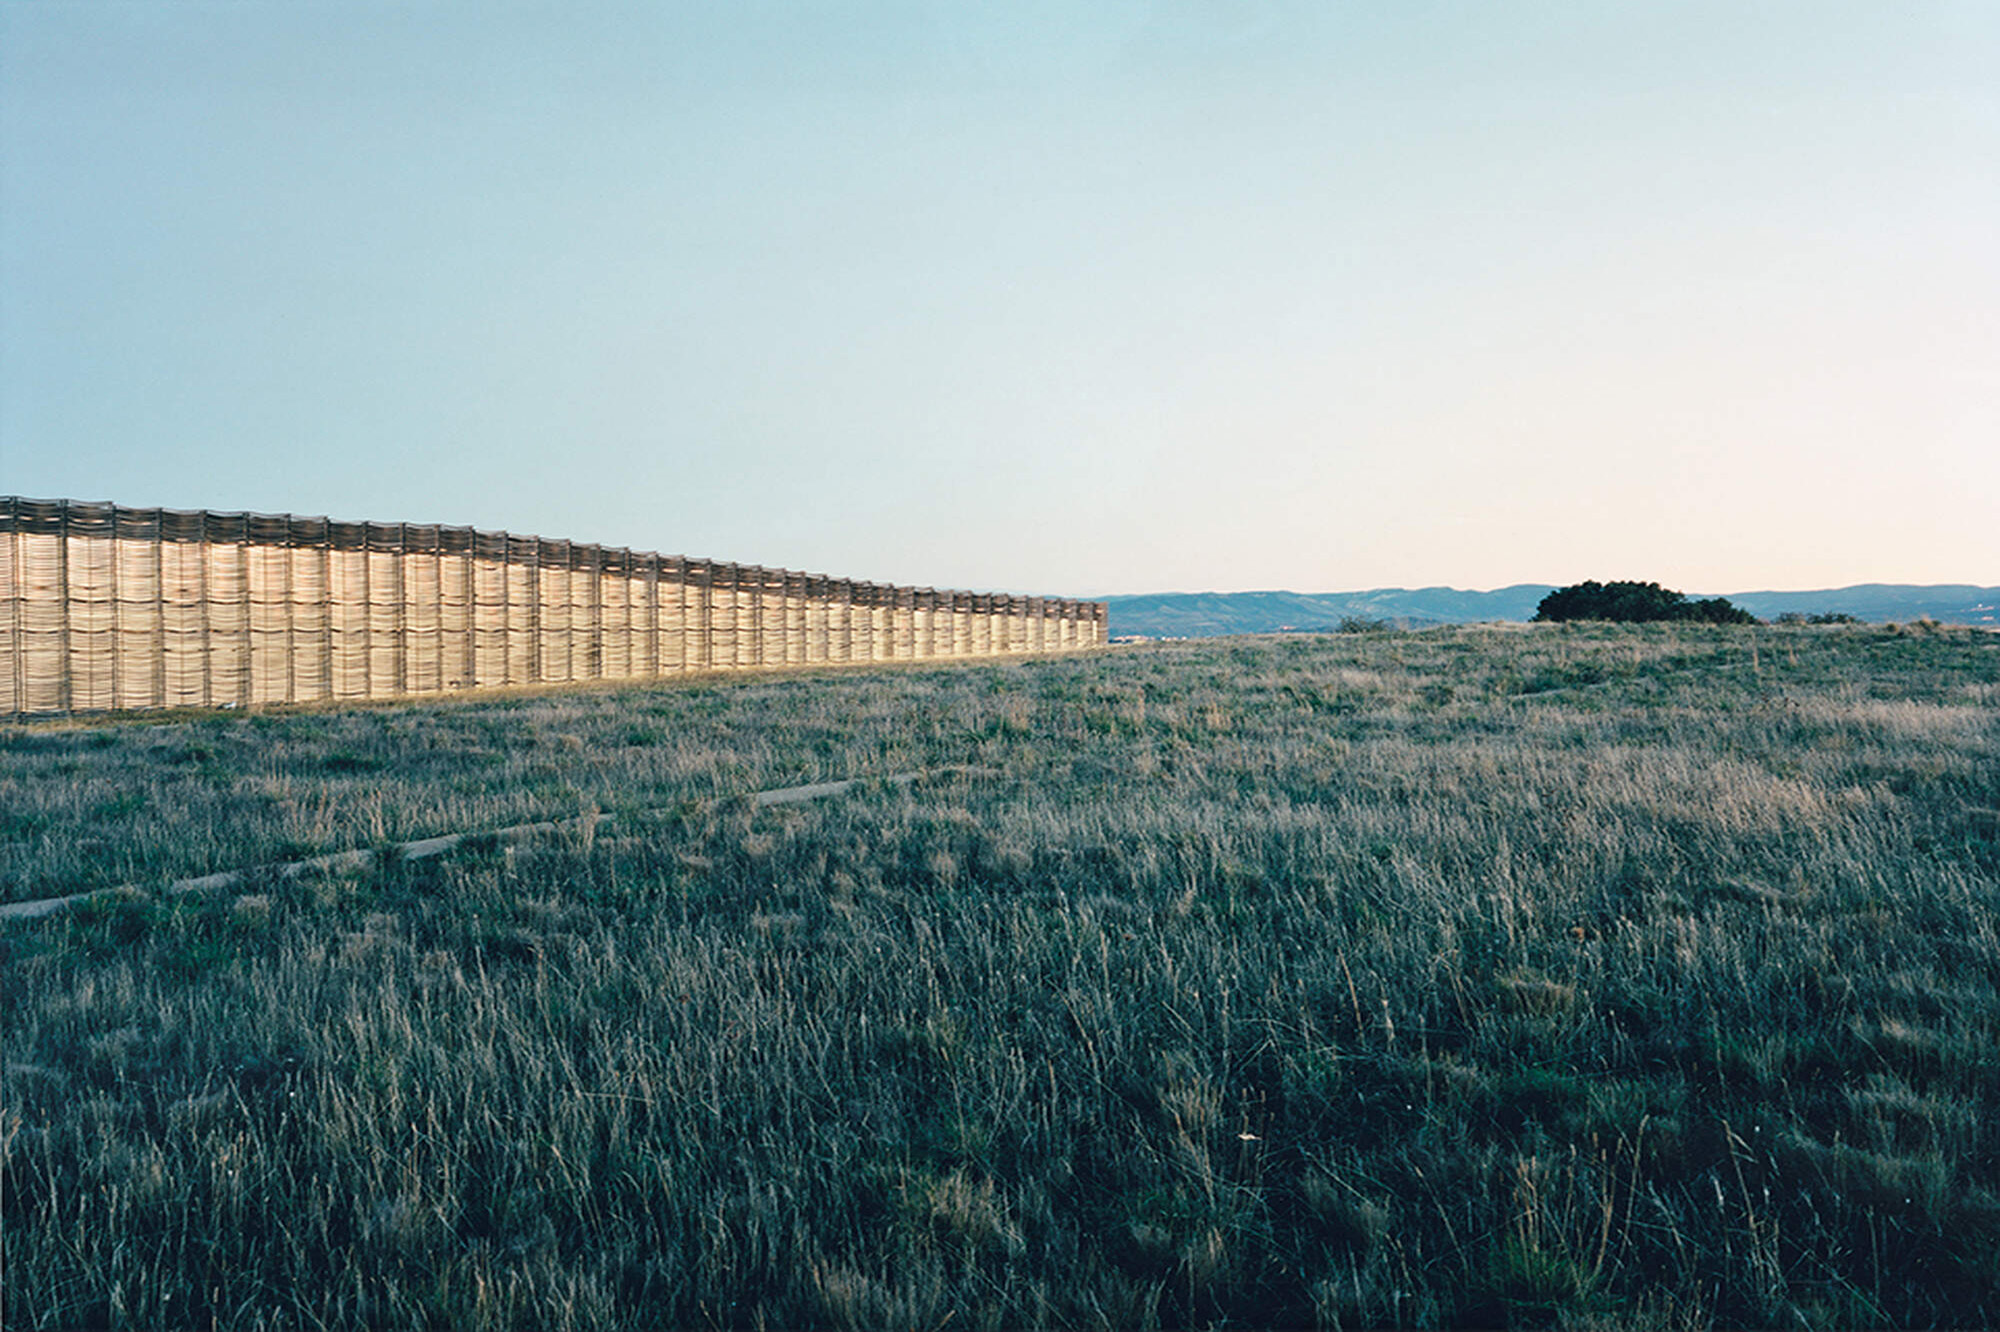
[1105,583,2000,637]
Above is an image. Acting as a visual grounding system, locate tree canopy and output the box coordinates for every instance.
[1533,580,1758,625]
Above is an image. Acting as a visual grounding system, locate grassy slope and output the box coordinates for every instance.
[3,624,1998,1329]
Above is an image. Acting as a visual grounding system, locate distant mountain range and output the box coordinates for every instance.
[1104,585,2000,638]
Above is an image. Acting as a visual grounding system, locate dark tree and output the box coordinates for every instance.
[1534,580,1757,625]
[1686,596,1760,625]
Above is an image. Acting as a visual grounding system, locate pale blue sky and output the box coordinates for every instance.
[4,2,1994,595]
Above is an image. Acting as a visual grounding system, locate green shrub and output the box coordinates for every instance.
[1535,580,1758,624]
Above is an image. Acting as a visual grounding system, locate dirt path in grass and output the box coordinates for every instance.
[0,767,998,922]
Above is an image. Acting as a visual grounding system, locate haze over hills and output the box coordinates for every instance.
[1106,585,2000,638]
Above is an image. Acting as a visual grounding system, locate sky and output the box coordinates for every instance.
[3,2,1995,597]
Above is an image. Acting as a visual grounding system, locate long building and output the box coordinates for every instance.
[1,497,1106,716]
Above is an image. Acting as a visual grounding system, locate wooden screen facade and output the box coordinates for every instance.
[1,498,1108,716]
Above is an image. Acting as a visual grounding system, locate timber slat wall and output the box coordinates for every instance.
[1,498,1106,716]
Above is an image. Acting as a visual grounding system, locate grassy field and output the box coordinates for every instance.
[4,622,1998,1329]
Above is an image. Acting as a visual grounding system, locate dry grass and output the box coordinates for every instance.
[3,622,1997,1328]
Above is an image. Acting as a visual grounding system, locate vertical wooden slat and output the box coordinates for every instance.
[463,535,477,691]
[55,501,72,712]
[840,579,855,664]
[194,511,210,707]
[238,523,252,706]
[400,529,417,696]
[320,529,334,701]
[643,553,659,679]
[664,556,684,675]
[2,500,17,715]
[355,522,370,699]
[153,512,166,706]
[282,522,295,703]
[2,500,16,715]
[109,506,122,708]
[589,544,604,679]
[528,537,541,685]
